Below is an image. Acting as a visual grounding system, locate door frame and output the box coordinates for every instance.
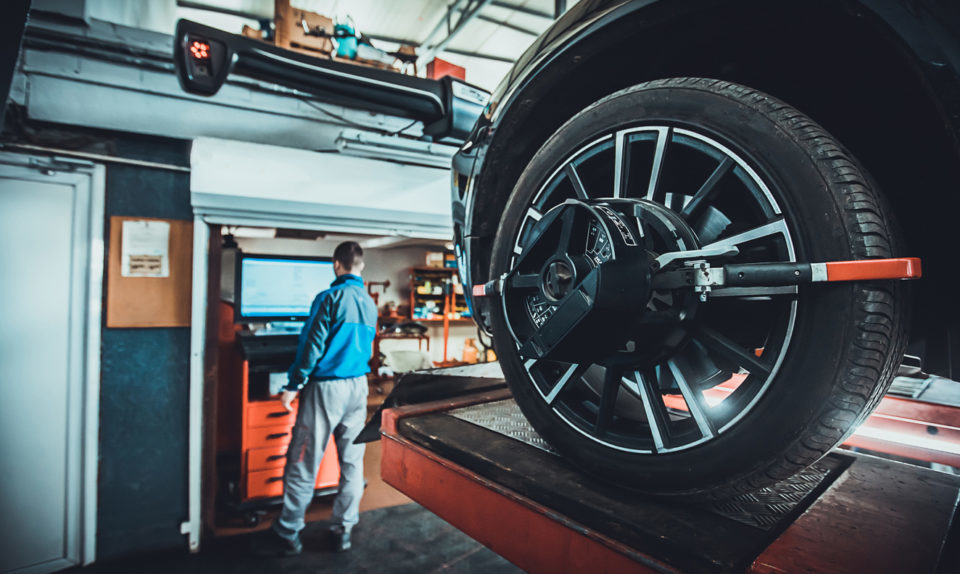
[0,153,104,570]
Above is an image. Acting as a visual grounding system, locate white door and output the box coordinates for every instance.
[0,157,102,573]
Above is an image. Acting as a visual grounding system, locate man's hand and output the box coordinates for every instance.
[280,390,298,412]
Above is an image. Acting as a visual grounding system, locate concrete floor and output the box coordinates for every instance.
[214,439,413,536]
[70,503,521,573]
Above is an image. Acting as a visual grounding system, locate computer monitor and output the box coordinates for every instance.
[235,253,336,322]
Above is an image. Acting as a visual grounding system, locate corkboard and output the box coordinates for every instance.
[106,216,194,328]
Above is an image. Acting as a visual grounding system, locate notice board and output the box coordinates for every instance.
[107,216,193,328]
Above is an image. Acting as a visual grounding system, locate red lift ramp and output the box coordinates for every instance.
[379,382,960,574]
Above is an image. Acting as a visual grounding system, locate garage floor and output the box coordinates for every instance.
[68,503,520,573]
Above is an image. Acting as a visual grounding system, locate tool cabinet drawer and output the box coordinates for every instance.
[244,441,340,499]
[245,424,294,450]
[245,467,285,499]
[247,445,288,471]
[247,400,297,428]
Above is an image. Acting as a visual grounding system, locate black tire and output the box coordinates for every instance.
[489,78,907,499]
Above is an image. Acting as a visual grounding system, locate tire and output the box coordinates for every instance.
[489,78,907,499]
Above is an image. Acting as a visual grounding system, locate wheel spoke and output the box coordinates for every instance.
[544,362,586,404]
[695,326,772,377]
[702,218,789,251]
[667,360,716,439]
[565,163,589,199]
[613,130,626,198]
[645,127,672,203]
[627,369,670,451]
[596,366,621,435]
[681,156,733,220]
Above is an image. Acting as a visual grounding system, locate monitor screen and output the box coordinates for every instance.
[237,255,336,321]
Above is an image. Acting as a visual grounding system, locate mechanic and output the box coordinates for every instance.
[261,241,377,556]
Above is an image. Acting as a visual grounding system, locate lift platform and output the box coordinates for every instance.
[378,372,960,574]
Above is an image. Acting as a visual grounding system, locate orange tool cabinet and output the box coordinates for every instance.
[239,362,340,500]
[218,302,340,509]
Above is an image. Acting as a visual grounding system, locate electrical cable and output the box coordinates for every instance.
[299,97,420,137]
[298,96,390,132]
[388,119,420,136]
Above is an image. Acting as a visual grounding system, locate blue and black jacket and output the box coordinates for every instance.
[286,274,377,391]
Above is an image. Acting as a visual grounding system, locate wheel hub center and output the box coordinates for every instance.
[542,258,575,300]
[502,199,700,363]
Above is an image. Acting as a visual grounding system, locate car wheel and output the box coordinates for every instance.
[488,78,907,498]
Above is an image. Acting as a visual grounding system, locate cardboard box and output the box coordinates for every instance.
[425,252,445,268]
[274,0,334,57]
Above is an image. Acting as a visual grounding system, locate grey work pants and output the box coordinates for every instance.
[274,375,368,541]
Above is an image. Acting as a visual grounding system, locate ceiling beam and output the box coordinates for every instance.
[442,47,515,63]
[418,0,495,66]
[365,34,516,64]
[417,0,471,54]
[475,13,540,37]
[490,1,553,19]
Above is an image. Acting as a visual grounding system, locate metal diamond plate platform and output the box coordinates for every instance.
[449,399,557,454]
[707,459,844,530]
[447,398,849,532]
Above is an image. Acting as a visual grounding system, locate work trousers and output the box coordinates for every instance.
[274,375,368,541]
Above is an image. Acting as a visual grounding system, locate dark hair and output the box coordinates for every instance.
[333,241,364,272]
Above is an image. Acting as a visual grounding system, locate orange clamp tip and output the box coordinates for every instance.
[825,257,922,281]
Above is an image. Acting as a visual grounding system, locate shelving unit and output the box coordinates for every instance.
[408,266,472,362]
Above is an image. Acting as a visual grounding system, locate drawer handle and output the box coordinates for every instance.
[267,454,285,462]
[267,411,290,418]
[267,432,290,440]
[266,476,284,484]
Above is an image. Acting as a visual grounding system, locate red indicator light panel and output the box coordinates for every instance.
[189,40,211,61]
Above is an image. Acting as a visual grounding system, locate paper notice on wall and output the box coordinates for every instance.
[121,220,170,277]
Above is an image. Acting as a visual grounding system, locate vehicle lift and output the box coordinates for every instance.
[367,366,960,574]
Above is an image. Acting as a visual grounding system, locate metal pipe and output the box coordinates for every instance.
[176,0,270,21]
[0,143,191,172]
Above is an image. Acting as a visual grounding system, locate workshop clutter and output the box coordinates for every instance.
[243,0,421,74]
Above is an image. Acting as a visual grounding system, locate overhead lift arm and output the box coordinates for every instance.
[172,19,489,141]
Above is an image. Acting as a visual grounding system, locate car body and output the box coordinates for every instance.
[452,0,960,378]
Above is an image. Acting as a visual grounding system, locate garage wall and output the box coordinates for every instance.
[96,135,192,560]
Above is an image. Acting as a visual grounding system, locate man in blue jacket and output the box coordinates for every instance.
[266,241,377,555]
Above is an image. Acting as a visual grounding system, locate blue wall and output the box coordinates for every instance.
[96,136,194,560]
